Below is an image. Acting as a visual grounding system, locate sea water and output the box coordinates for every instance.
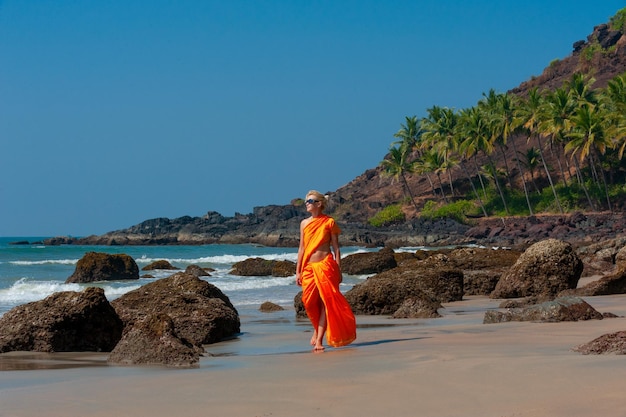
[0,236,377,318]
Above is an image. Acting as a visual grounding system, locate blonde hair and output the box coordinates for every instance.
[306,190,329,210]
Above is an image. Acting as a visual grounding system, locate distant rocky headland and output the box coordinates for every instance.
[41,207,626,252]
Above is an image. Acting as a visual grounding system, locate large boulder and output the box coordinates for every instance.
[483,296,603,323]
[66,252,139,283]
[0,287,123,353]
[230,257,296,277]
[491,239,583,299]
[345,262,463,316]
[111,272,240,346]
[108,313,202,368]
[341,247,397,275]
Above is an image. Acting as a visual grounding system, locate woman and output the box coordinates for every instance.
[295,190,356,351]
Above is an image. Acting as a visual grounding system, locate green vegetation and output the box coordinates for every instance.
[609,7,626,33]
[368,204,405,227]
[420,200,479,224]
[380,71,626,221]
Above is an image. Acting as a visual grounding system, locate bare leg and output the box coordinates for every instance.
[314,305,327,352]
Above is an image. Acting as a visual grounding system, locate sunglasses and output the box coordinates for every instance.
[305,199,319,205]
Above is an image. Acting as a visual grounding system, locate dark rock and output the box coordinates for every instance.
[66,252,139,283]
[463,271,501,296]
[185,264,211,277]
[562,268,626,296]
[491,239,583,299]
[111,272,240,346]
[294,291,306,319]
[392,295,442,319]
[345,262,463,315]
[271,260,297,277]
[108,313,202,368]
[259,301,285,312]
[574,330,626,355]
[341,247,397,275]
[231,257,296,277]
[142,260,179,271]
[0,287,123,353]
[483,296,603,323]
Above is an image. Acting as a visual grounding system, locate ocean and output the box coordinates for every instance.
[0,236,376,318]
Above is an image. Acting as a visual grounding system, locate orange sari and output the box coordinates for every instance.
[300,215,356,347]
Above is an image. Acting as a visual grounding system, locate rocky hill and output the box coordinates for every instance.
[331,19,626,224]
[43,11,626,250]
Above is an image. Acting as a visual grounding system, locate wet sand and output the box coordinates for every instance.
[1,289,626,416]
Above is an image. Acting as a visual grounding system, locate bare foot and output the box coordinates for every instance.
[310,333,317,346]
[313,345,325,352]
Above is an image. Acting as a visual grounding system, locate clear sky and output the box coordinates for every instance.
[1,1,624,237]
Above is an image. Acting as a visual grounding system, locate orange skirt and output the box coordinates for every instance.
[301,254,356,347]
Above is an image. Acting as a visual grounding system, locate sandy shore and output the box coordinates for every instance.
[2,289,626,417]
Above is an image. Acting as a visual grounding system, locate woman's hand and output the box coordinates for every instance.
[296,272,302,286]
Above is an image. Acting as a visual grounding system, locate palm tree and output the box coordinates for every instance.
[515,147,541,194]
[460,106,509,214]
[393,116,422,150]
[480,89,513,189]
[421,106,459,196]
[566,105,613,211]
[420,148,449,204]
[380,140,420,212]
[515,88,563,213]
[605,73,626,159]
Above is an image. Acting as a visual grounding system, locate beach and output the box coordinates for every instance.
[2,281,626,417]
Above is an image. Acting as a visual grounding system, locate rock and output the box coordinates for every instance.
[463,271,502,296]
[108,313,202,368]
[230,257,296,277]
[615,245,626,271]
[259,301,284,312]
[66,252,139,283]
[0,287,123,353]
[271,260,297,277]
[491,239,583,299]
[294,291,307,319]
[483,296,603,324]
[142,260,179,271]
[345,262,463,315]
[574,331,626,355]
[185,264,211,277]
[392,295,442,319]
[341,247,397,275]
[562,268,626,296]
[111,272,240,346]
[576,237,626,276]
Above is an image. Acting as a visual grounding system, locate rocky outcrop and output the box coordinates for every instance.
[491,239,583,299]
[185,264,212,277]
[344,260,463,316]
[142,260,179,271]
[0,287,123,353]
[259,301,285,312]
[391,295,442,319]
[574,330,626,355]
[562,268,626,296]
[108,313,202,368]
[111,272,240,346]
[341,247,397,275]
[66,252,139,283]
[230,258,296,277]
[483,296,604,324]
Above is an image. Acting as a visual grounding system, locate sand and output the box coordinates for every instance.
[1,290,626,417]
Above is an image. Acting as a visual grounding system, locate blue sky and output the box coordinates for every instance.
[1,1,624,237]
